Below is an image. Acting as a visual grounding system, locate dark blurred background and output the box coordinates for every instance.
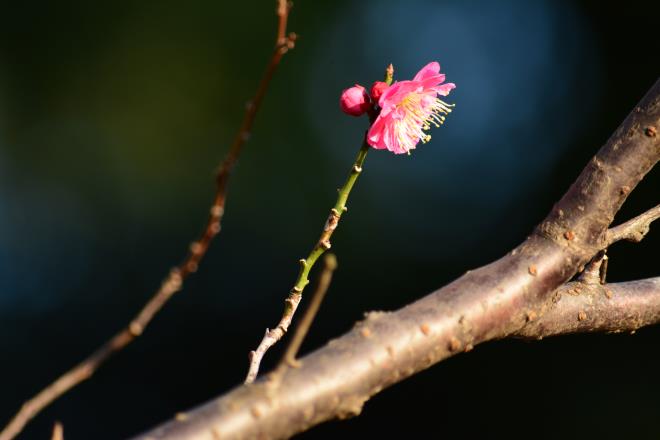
[0,0,658,438]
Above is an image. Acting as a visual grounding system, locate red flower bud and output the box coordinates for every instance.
[370,81,389,103]
[340,84,371,116]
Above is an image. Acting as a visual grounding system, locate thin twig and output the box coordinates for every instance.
[245,138,370,384]
[577,250,607,285]
[281,254,338,369]
[50,422,63,440]
[0,3,295,440]
[244,65,395,384]
[605,204,660,246]
[599,253,609,284]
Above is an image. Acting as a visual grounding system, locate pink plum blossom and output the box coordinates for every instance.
[367,62,455,154]
[340,84,371,117]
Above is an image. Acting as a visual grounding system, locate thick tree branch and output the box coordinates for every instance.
[515,277,660,339]
[133,81,659,440]
[0,3,296,440]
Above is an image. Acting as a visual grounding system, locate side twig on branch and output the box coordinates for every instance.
[605,204,660,246]
[280,253,338,369]
[0,3,296,440]
[245,137,370,384]
[133,80,659,440]
[244,65,394,384]
[50,423,63,440]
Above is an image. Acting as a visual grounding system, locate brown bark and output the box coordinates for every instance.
[133,80,660,440]
[516,277,660,339]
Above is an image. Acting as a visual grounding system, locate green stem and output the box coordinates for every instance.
[291,139,370,295]
[335,142,369,212]
[246,134,372,384]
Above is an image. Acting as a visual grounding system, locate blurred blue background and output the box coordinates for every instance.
[0,0,658,438]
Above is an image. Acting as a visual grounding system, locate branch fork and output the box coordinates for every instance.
[136,79,660,440]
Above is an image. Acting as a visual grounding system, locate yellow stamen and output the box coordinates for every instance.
[393,92,454,153]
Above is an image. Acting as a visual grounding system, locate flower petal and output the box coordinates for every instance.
[367,115,388,149]
[420,74,446,89]
[383,122,399,153]
[433,82,456,96]
[412,61,440,82]
[378,80,417,108]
